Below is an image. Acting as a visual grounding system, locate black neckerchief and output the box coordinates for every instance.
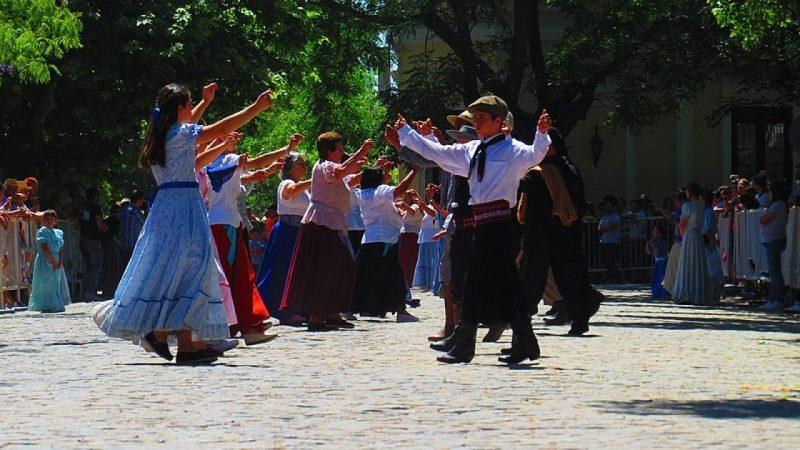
[468,134,506,182]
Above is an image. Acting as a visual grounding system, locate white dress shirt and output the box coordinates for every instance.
[277,179,310,217]
[207,153,244,227]
[357,185,402,244]
[398,126,551,207]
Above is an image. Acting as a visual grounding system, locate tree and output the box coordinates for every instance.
[0,0,82,85]
[710,1,800,108]
[0,1,388,209]
[324,0,726,141]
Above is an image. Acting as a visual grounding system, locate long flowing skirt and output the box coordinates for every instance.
[211,224,269,334]
[352,242,406,315]
[662,242,681,294]
[651,257,669,298]
[256,220,300,321]
[28,255,68,313]
[281,222,355,316]
[398,232,419,287]
[413,241,441,293]
[95,188,228,341]
[211,240,237,326]
[673,229,714,305]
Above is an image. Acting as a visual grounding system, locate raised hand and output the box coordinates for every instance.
[203,82,219,103]
[384,125,400,150]
[288,133,305,151]
[394,114,408,130]
[265,160,285,176]
[537,108,551,134]
[413,118,433,136]
[376,155,393,168]
[358,139,374,157]
[254,89,273,112]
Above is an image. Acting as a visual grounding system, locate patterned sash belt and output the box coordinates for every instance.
[454,200,511,229]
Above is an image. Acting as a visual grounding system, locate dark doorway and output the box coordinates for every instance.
[732,106,793,180]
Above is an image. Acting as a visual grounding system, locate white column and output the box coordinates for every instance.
[626,127,636,201]
[721,82,732,183]
[676,105,694,185]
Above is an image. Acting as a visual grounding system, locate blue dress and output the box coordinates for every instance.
[95,124,228,341]
[650,238,669,298]
[28,227,68,313]
[673,200,714,305]
[413,213,442,293]
[256,219,301,321]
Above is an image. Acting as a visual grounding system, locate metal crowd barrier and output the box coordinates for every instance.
[1,218,38,305]
[581,216,674,274]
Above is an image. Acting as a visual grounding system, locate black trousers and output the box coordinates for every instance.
[449,228,473,309]
[461,219,527,325]
[521,221,595,326]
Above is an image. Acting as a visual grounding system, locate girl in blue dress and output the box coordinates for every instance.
[647,223,670,299]
[413,184,444,293]
[94,83,274,364]
[28,210,69,313]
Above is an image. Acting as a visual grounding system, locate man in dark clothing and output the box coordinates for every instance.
[517,128,603,336]
[76,186,106,301]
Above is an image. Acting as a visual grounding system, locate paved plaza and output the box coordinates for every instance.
[1,285,799,448]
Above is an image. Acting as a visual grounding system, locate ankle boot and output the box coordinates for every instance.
[430,325,459,352]
[499,314,540,364]
[437,321,477,364]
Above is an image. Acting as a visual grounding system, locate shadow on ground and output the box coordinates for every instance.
[599,398,800,419]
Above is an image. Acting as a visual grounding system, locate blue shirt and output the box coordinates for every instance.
[120,204,145,250]
[599,214,622,244]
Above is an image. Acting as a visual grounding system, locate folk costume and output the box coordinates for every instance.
[398,95,550,364]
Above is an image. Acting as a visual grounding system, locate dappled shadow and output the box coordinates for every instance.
[47,339,109,346]
[600,398,800,419]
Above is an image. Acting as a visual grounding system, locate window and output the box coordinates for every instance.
[732,107,793,180]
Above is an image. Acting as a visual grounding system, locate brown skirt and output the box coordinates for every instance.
[280,222,355,316]
[398,232,420,286]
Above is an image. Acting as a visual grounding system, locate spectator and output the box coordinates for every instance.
[99,202,123,299]
[624,199,647,269]
[598,202,622,283]
[752,176,771,208]
[758,179,790,311]
[791,165,800,206]
[119,190,146,266]
[76,186,106,301]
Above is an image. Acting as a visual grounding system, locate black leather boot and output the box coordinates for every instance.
[430,325,460,352]
[499,314,540,364]
[500,332,518,355]
[437,321,477,364]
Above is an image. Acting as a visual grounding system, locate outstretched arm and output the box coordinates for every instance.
[191,83,218,123]
[334,140,373,179]
[395,116,470,176]
[195,133,240,170]
[282,179,313,200]
[241,161,284,184]
[392,167,417,198]
[249,133,305,170]
[198,89,273,145]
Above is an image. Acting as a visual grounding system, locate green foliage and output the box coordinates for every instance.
[0,0,82,84]
[710,0,798,49]
[0,1,388,212]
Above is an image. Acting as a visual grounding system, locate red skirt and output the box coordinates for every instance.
[211,224,269,334]
[398,232,419,286]
[281,222,355,316]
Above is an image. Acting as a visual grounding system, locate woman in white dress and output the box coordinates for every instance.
[672,183,714,305]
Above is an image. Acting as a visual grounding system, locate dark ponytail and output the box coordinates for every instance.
[140,83,191,169]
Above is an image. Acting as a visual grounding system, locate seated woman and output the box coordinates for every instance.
[28,210,70,313]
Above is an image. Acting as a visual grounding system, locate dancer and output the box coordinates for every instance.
[413,184,443,293]
[95,83,273,365]
[27,210,69,313]
[281,133,372,331]
[352,163,419,320]
[394,97,551,364]
[398,189,422,296]
[517,127,602,336]
[672,183,714,305]
[256,151,311,325]
[346,171,366,255]
[205,135,292,345]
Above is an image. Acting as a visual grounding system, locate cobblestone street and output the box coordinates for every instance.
[2,285,799,448]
